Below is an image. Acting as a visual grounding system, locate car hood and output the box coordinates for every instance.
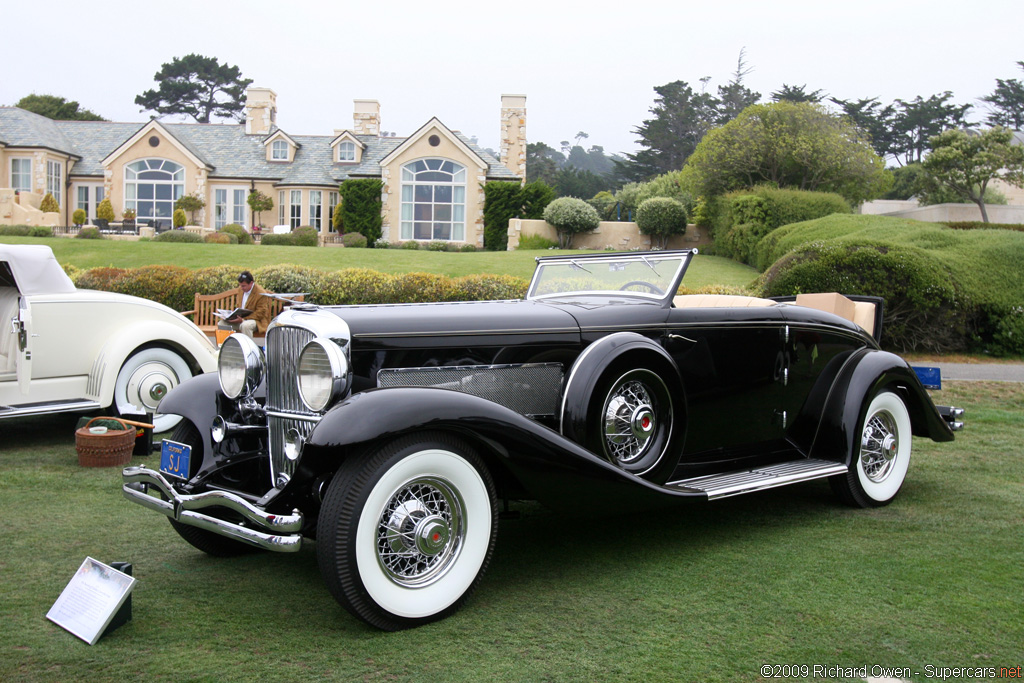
[318,299,581,346]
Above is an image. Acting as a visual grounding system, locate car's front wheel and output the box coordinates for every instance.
[830,390,912,508]
[113,347,193,433]
[317,432,497,631]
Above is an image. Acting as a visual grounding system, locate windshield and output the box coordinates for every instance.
[526,250,695,301]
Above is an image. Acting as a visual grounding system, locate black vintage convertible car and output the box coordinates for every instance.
[122,250,962,630]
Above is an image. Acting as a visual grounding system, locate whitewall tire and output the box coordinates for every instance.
[113,347,193,433]
[831,390,912,508]
[317,432,497,630]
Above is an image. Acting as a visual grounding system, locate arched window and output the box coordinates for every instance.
[125,159,184,226]
[400,159,466,241]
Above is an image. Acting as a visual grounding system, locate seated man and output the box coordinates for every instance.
[223,271,273,338]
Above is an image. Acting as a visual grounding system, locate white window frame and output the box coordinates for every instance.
[46,160,63,207]
[10,158,32,193]
[124,158,184,227]
[289,190,302,228]
[271,140,289,161]
[74,183,104,221]
[308,190,322,230]
[278,190,286,225]
[400,158,467,242]
[337,141,356,162]
[213,186,249,229]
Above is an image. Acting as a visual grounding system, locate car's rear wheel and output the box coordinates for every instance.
[114,347,193,433]
[164,419,258,557]
[588,367,673,475]
[830,390,912,508]
[317,432,497,631]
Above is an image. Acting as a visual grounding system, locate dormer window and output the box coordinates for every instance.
[338,141,356,162]
[271,140,289,160]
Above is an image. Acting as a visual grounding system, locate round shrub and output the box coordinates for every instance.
[173,208,187,229]
[451,274,528,301]
[459,243,478,252]
[758,240,966,352]
[318,268,399,305]
[154,230,203,243]
[204,232,238,244]
[76,227,103,240]
[427,240,448,252]
[72,208,87,226]
[341,232,368,248]
[258,233,294,246]
[73,267,129,290]
[542,197,600,248]
[109,265,195,312]
[221,223,253,245]
[193,265,242,294]
[636,197,688,249]
[253,264,323,301]
[401,240,421,250]
[30,226,53,237]
[373,237,392,249]
[293,226,319,247]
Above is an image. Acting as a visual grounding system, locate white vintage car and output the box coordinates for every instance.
[1,244,218,432]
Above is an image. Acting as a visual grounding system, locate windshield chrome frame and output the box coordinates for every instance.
[525,249,697,304]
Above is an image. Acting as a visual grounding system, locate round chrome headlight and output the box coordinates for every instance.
[296,338,349,412]
[218,333,265,399]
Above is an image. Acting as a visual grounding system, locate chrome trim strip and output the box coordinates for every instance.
[264,410,322,422]
[353,327,579,339]
[122,466,303,552]
[668,459,848,500]
[0,399,103,418]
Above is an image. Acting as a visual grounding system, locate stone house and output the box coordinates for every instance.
[0,88,527,247]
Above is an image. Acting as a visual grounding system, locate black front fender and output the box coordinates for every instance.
[298,386,704,512]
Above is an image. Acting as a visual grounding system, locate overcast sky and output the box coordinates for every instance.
[4,0,1022,158]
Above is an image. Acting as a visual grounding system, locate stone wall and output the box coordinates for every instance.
[507,218,711,251]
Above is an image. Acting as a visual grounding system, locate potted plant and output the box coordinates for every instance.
[72,208,87,228]
[173,208,187,230]
[122,208,137,232]
[95,197,114,231]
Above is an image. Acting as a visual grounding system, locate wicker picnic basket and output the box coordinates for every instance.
[75,417,149,468]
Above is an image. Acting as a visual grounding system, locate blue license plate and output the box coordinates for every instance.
[160,439,191,480]
[912,366,942,390]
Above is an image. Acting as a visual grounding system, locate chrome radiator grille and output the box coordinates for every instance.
[377,363,564,416]
[266,324,317,486]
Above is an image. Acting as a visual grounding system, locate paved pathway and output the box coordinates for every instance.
[930,362,1024,382]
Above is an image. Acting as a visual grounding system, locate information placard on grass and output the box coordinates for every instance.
[46,557,135,645]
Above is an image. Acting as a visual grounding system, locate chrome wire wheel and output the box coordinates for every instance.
[377,476,465,588]
[596,368,672,474]
[603,378,657,464]
[860,410,900,483]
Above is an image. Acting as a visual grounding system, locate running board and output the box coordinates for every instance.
[668,459,848,500]
[0,399,103,419]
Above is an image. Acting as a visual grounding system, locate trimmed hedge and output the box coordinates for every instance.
[713,186,851,265]
[205,232,238,244]
[154,230,203,243]
[755,214,1024,354]
[221,224,254,245]
[341,232,367,248]
[340,179,383,246]
[70,263,530,310]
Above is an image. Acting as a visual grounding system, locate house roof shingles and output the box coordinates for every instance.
[0,108,520,186]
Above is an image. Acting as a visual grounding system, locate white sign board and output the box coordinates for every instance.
[47,557,136,645]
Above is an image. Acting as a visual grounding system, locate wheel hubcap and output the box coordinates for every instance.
[127,362,178,412]
[604,379,656,464]
[377,477,464,587]
[861,410,899,483]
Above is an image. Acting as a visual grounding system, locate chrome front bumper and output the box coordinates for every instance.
[122,466,304,552]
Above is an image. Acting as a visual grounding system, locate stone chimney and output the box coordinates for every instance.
[244,87,277,135]
[353,100,381,136]
[499,95,527,182]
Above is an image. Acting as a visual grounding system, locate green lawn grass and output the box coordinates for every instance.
[1,381,1020,682]
[0,236,758,290]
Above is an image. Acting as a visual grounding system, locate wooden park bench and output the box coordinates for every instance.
[182,290,305,339]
